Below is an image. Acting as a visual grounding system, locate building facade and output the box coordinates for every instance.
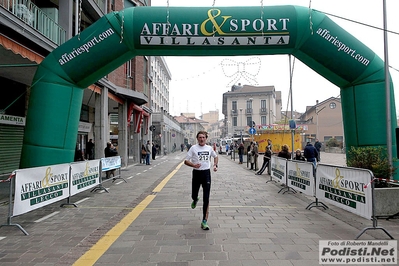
[0,0,151,174]
[150,56,171,114]
[222,84,282,139]
[174,114,206,146]
[298,97,344,149]
[200,110,220,144]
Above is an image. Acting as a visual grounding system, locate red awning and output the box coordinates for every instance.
[0,35,43,63]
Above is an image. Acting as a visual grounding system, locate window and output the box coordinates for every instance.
[261,99,266,109]
[246,100,252,109]
[261,116,266,125]
[232,101,237,112]
[246,116,252,127]
[126,60,133,77]
[233,117,237,127]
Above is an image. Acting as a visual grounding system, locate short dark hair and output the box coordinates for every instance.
[196,131,208,138]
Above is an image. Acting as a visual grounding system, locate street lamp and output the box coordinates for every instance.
[239,108,243,143]
[315,100,326,140]
[249,98,253,142]
[231,110,236,138]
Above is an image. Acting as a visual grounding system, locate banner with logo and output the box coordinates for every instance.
[287,160,314,196]
[70,160,100,196]
[316,164,373,220]
[13,164,70,216]
[270,156,287,184]
[101,156,121,171]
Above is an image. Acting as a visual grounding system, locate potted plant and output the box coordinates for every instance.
[347,146,398,217]
[346,146,396,187]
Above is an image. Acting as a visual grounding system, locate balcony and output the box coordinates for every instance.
[245,108,252,115]
[231,109,237,115]
[1,0,66,45]
[93,0,106,13]
[260,108,268,115]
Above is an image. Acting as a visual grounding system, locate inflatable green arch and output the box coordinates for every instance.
[20,5,397,176]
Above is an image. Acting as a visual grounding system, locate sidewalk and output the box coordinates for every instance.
[0,151,398,265]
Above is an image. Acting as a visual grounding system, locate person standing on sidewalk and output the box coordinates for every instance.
[184,131,218,230]
[104,142,118,179]
[304,142,319,176]
[152,142,157,160]
[314,139,322,162]
[145,140,151,165]
[238,143,244,164]
[278,144,291,159]
[256,145,272,175]
[253,142,259,171]
[266,139,273,175]
[86,139,94,159]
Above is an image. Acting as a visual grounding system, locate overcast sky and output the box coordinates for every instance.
[150,0,399,119]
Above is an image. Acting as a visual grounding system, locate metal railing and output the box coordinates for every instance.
[1,0,66,45]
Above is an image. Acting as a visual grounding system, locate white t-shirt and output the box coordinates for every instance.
[186,144,218,170]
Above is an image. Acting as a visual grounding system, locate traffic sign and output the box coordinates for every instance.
[249,127,256,135]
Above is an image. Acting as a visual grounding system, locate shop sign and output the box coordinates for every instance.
[78,121,92,133]
[0,114,25,126]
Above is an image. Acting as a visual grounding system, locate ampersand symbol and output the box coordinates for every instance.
[84,162,90,177]
[332,168,343,188]
[200,9,231,36]
[41,167,52,188]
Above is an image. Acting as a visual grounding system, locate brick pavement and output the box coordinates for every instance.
[0,151,398,266]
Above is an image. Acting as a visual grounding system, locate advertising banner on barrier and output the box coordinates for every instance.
[271,156,287,184]
[287,160,314,196]
[70,160,101,196]
[13,164,70,216]
[101,156,121,171]
[316,164,373,220]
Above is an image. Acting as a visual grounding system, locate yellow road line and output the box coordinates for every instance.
[73,161,184,266]
[76,205,298,211]
[153,161,184,192]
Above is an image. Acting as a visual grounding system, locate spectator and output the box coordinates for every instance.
[74,143,84,162]
[266,139,273,175]
[304,142,319,174]
[293,149,305,161]
[104,141,118,178]
[278,144,291,160]
[86,139,94,159]
[253,142,259,171]
[314,139,322,162]
[249,142,255,170]
[238,143,244,164]
[141,144,146,164]
[145,140,151,165]
[256,145,272,175]
[152,142,157,160]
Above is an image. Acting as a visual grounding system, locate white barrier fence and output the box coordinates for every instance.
[316,164,372,220]
[269,156,394,240]
[0,156,122,235]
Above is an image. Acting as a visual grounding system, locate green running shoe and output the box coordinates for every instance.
[201,219,209,230]
[191,196,199,209]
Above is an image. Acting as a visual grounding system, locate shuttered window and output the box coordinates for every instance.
[0,125,24,174]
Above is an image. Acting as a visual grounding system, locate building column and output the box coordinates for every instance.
[118,102,128,167]
[94,87,108,159]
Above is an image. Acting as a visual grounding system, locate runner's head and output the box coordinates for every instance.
[196,131,208,146]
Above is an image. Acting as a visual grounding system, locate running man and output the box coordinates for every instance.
[184,131,218,230]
